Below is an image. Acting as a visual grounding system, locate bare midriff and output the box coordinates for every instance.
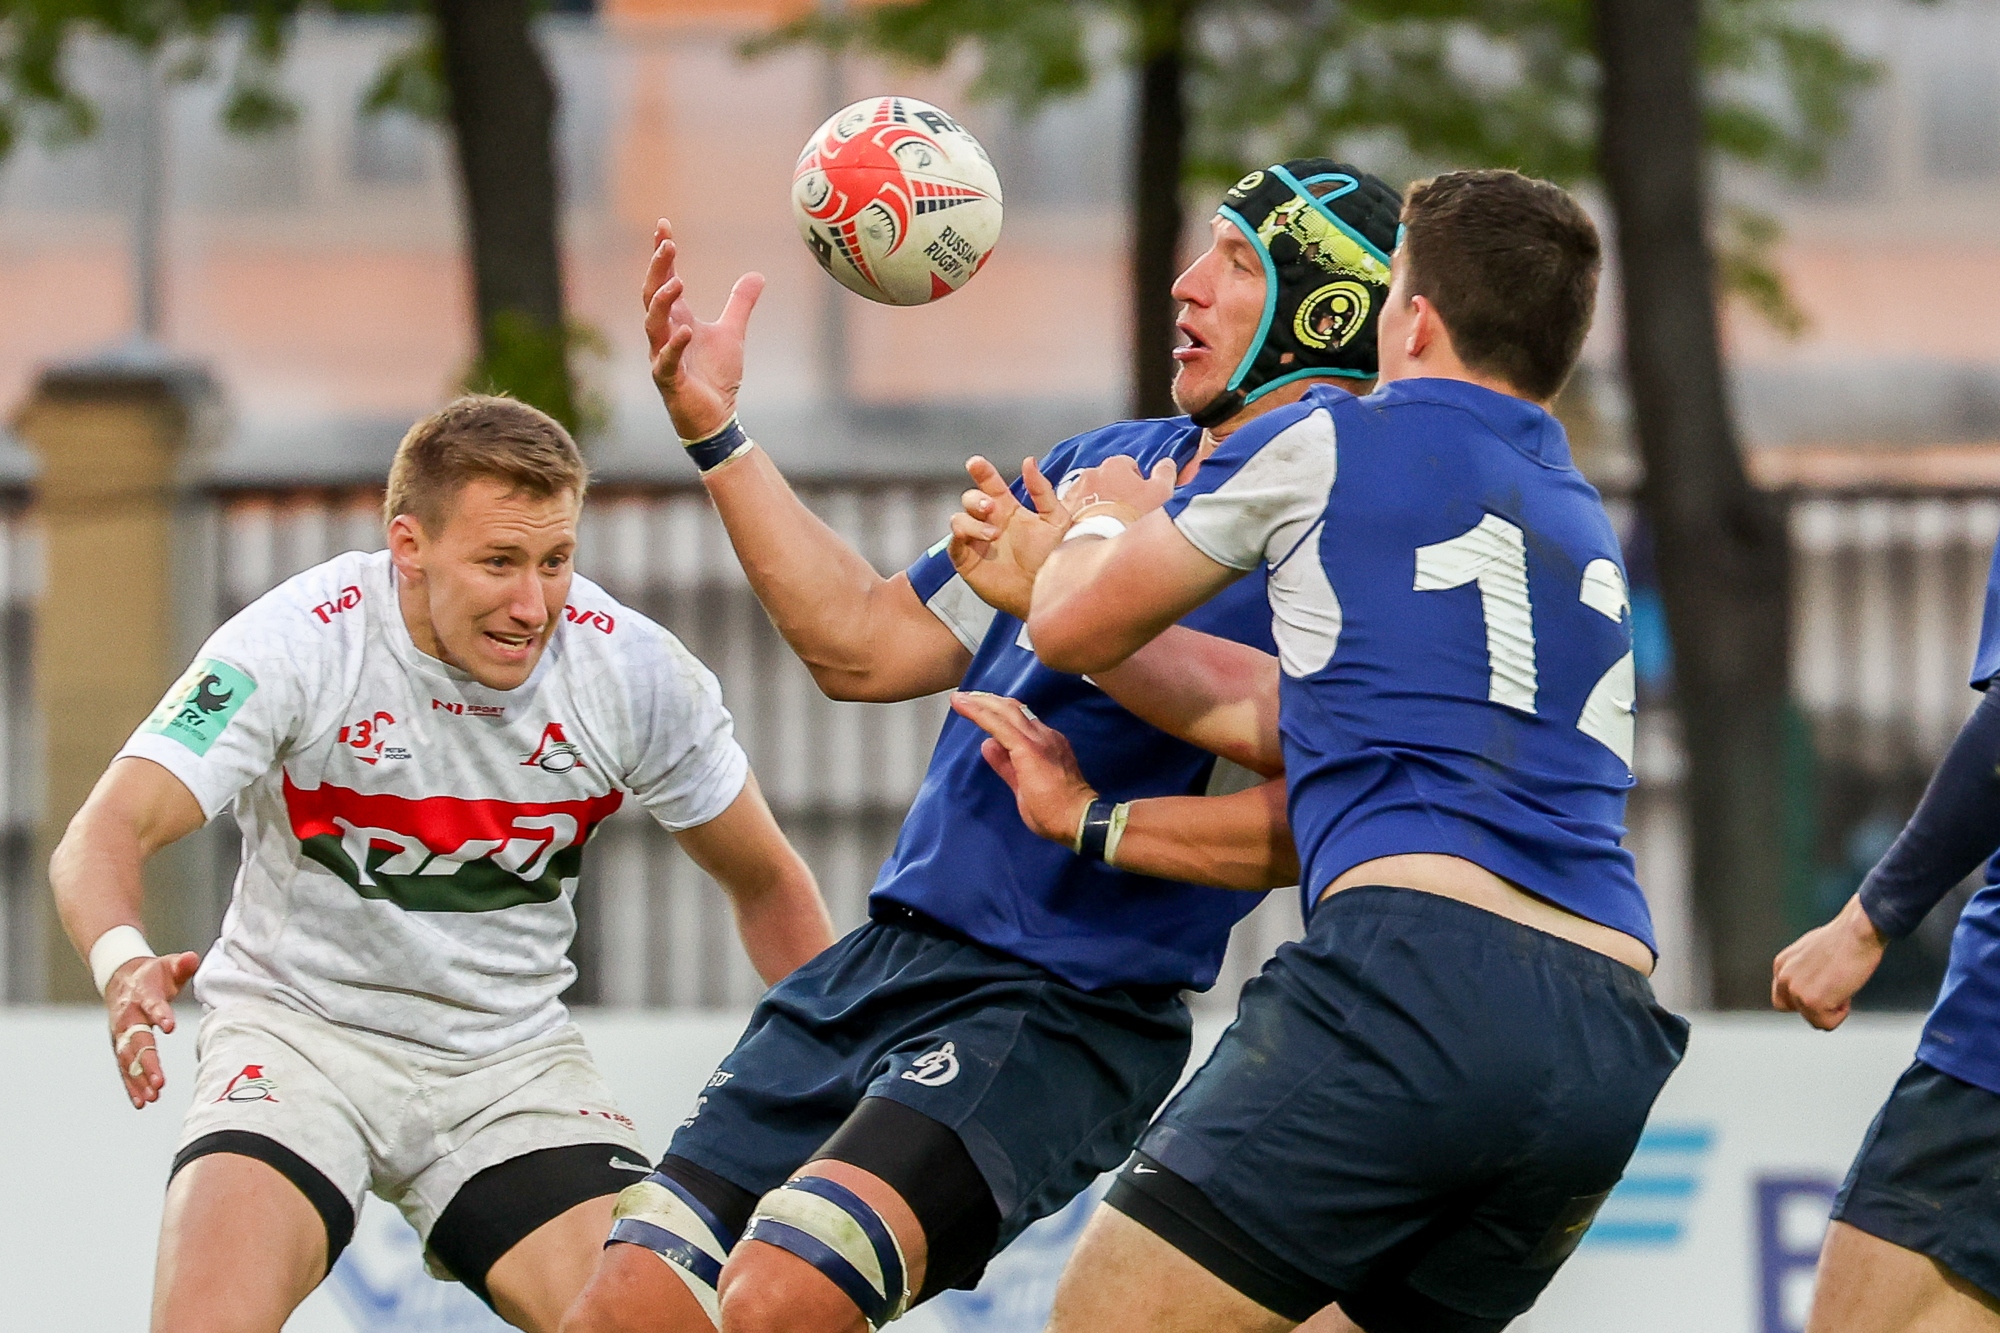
[1319,853,1655,976]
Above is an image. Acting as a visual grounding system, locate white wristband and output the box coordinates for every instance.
[1102,802,1132,867]
[1064,514,1129,543]
[89,925,155,996]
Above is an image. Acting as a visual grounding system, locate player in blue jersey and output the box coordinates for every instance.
[1003,169,1689,1333]
[562,163,1403,1333]
[1772,541,2000,1332]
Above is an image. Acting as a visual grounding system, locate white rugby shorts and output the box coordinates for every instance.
[175,999,645,1246]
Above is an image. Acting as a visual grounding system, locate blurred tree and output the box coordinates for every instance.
[1596,0,1794,1007]
[771,0,1871,1006]
[766,0,1862,414]
[0,0,589,432]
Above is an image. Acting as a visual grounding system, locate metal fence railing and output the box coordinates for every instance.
[15,480,1989,1015]
[201,484,1306,1013]
[0,491,39,1001]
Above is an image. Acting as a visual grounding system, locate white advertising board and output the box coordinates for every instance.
[0,1009,1926,1333]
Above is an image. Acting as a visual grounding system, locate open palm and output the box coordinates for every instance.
[642,218,765,442]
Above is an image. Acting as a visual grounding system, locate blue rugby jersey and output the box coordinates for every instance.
[1163,380,1654,950]
[1914,541,2000,1094]
[881,417,1279,992]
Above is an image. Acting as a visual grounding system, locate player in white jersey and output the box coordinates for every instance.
[51,396,833,1333]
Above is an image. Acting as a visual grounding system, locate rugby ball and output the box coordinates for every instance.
[792,95,1003,306]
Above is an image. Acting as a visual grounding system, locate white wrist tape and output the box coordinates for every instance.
[1064,514,1129,543]
[1103,802,1132,867]
[89,925,155,996]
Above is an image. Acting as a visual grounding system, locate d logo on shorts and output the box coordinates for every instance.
[900,1041,959,1087]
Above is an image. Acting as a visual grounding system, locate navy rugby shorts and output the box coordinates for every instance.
[667,907,1192,1280]
[1114,885,1688,1331]
[1834,1060,2000,1303]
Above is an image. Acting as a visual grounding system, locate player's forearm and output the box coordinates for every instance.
[1858,685,2000,937]
[1030,512,1240,676]
[1094,629,1283,776]
[1029,536,1150,674]
[726,858,835,985]
[49,802,150,963]
[700,446,939,700]
[1108,781,1298,891]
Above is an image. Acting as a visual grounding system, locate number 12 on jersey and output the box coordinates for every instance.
[1414,513,1637,767]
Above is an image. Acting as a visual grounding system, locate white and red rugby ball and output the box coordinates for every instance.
[791,95,1003,306]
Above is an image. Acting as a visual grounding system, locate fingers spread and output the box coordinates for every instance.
[965,455,1012,499]
[1022,456,1063,517]
[659,324,694,379]
[642,236,678,310]
[950,511,999,547]
[721,272,767,336]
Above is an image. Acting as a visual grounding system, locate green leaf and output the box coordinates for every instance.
[464,311,606,441]
[361,27,447,123]
[755,0,1875,340]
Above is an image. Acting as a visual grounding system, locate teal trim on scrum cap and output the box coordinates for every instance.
[1217,203,1280,394]
[1269,163,1394,269]
[1241,365,1371,406]
[1294,171,1359,202]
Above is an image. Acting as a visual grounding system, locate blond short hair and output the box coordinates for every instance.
[384,395,589,532]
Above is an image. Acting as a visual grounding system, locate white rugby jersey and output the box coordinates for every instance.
[118,549,749,1058]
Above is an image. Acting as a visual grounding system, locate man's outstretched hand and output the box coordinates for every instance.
[1772,894,1890,1031]
[949,455,1074,620]
[643,218,764,443]
[951,691,1094,846]
[106,950,199,1109]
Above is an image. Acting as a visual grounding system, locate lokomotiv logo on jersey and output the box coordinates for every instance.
[283,773,623,912]
[523,722,586,773]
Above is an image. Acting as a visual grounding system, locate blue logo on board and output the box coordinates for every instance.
[1757,1175,1840,1333]
[1580,1123,1715,1249]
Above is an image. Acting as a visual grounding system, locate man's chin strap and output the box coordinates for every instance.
[1189,388,1246,431]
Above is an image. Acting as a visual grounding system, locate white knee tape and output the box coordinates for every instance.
[609,1178,731,1328]
[743,1176,911,1329]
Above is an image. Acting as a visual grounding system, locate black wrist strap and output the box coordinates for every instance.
[1075,798,1116,861]
[684,417,751,473]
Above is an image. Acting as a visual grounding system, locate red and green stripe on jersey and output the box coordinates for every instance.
[283,772,624,912]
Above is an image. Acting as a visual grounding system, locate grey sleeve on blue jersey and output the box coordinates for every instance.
[923,572,999,654]
[909,537,999,653]
[1172,409,1338,571]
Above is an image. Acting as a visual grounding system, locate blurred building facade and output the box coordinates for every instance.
[0,0,1995,1010]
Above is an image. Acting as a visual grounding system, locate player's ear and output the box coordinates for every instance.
[387,513,427,580]
[1407,294,1440,360]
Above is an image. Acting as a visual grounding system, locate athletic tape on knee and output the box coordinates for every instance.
[743,1176,911,1329]
[608,1174,733,1327]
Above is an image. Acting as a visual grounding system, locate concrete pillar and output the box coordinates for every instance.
[13,342,219,1002]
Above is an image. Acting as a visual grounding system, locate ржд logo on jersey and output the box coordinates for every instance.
[284,773,623,912]
[140,658,257,757]
[310,585,362,624]
[523,722,587,773]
